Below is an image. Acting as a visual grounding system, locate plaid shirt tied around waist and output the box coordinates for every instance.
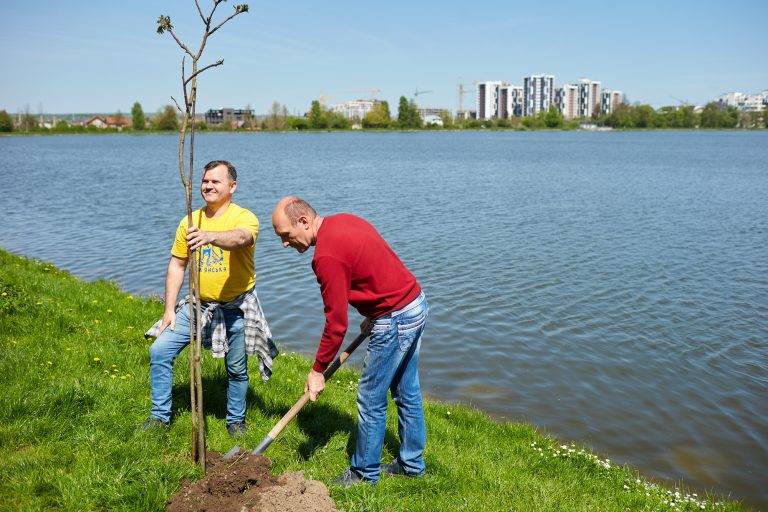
[145,288,278,381]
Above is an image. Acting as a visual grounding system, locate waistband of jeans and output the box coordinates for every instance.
[388,291,426,318]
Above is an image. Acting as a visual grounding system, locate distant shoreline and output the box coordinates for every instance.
[2,127,766,137]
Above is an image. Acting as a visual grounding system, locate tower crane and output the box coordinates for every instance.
[457,79,476,115]
[412,89,433,102]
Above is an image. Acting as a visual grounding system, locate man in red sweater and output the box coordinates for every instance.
[272,196,429,485]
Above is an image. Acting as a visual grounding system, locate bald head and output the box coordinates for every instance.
[272,196,321,253]
[274,196,317,225]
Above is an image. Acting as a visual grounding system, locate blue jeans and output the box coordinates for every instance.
[148,305,248,425]
[350,292,428,482]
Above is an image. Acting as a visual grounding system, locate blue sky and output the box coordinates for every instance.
[1,0,766,114]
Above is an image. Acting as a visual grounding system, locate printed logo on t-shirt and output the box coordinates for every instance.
[200,245,226,273]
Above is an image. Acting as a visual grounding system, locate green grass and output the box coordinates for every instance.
[0,248,748,512]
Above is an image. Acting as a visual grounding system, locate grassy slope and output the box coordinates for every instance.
[0,249,747,512]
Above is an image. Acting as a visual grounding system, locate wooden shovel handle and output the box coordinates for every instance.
[256,329,371,452]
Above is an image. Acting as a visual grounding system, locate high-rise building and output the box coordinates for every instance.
[523,75,555,117]
[504,85,524,118]
[578,79,601,118]
[331,99,378,120]
[600,90,623,115]
[477,81,503,119]
[555,84,579,120]
[717,91,768,112]
[498,85,509,119]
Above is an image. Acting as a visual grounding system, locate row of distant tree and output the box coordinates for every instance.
[1,100,765,134]
[0,102,178,133]
[233,99,768,131]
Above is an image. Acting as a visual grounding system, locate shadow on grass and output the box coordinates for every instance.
[170,374,260,421]
[294,402,400,461]
[170,376,401,462]
[247,389,401,461]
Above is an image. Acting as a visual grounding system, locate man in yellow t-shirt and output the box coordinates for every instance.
[145,160,261,437]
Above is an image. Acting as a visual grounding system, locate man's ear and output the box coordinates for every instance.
[230,180,238,193]
[299,215,310,229]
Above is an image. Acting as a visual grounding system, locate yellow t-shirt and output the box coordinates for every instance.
[171,203,259,302]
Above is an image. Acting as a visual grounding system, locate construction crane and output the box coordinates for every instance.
[412,88,433,102]
[457,79,476,115]
[319,89,381,105]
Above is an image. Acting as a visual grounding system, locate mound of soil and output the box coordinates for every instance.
[166,451,337,512]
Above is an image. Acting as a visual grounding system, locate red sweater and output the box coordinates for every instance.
[311,214,421,372]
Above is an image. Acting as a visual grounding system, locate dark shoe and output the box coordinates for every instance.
[332,467,372,488]
[226,422,247,438]
[384,459,423,477]
[141,417,169,430]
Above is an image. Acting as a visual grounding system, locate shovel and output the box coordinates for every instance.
[223,327,370,460]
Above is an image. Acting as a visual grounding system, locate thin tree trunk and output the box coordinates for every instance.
[157,0,249,474]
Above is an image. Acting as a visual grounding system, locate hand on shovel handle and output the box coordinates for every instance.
[223,328,370,460]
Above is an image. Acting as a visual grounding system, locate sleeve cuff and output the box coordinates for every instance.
[312,360,329,373]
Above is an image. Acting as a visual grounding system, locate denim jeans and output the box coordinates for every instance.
[148,305,248,425]
[350,291,428,482]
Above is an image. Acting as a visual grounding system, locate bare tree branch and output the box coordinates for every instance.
[184,60,224,86]
[207,0,223,26]
[193,0,207,24]
[167,27,195,59]
[208,6,248,37]
[181,57,189,110]
[171,96,184,114]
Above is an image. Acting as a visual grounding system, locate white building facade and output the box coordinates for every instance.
[476,81,503,119]
[578,78,601,118]
[555,84,579,120]
[523,75,555,117]
[331,99,378,120]
[600,90,623,115]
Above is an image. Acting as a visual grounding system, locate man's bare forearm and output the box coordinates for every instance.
[208,228,254,250]
[164,256,187,313]
[186,227,253,251]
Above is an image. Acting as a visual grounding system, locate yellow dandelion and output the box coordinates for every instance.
[107,309,112,313]
[36,301,43,305]
[93,357,101,362]
[46,361,53,365]
[1,292,6,296]
[110,374,117,379]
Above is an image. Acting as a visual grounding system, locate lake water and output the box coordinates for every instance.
[2,131,767,508]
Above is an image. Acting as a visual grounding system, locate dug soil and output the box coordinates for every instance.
[166,451,337,512]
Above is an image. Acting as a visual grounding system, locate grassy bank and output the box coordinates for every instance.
[0,249,747,512]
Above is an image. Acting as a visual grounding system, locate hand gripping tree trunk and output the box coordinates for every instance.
[157,0,249,472]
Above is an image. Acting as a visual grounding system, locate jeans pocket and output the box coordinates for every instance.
[396,309,427,334]
[371,317,391,334]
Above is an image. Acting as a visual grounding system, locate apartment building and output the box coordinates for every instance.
[205,108,254,127]
[501,85,524,118]
[555,84,579,120]
[523,75,555,117]
[331,99,378,120]
[601,90,623,115]
[578,79,601,117]
[476,81,503,119]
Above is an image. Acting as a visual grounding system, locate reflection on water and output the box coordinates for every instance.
[4,131,767,508]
